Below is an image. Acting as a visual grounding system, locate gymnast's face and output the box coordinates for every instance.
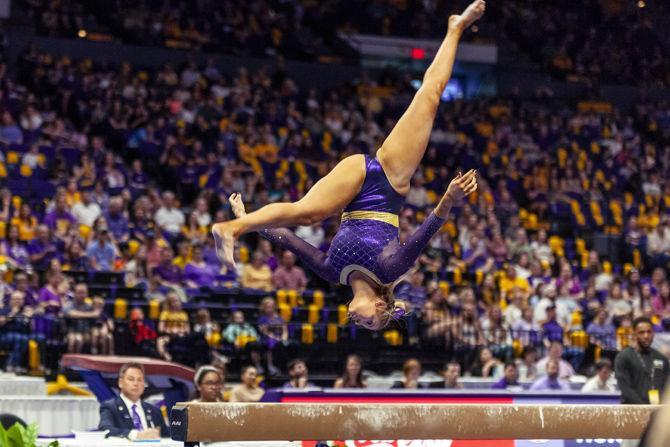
[348,296,383,330]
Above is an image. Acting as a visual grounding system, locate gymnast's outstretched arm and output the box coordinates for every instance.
[228,193,339,284]
[377,170,478,283]
[259,228,339,284]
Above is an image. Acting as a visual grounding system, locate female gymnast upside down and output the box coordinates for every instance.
[213,0,486,330]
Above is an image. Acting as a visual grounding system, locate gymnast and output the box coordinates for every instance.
[213,0,486,330]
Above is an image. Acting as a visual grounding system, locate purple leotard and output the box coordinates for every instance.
[261,155,445,285]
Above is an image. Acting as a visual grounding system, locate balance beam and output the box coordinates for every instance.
[170,403,656,442]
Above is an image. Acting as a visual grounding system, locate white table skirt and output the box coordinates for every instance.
[37,439,182,447]
[37,440,299,447]
[0,396,99,436]
[0,374,46,395]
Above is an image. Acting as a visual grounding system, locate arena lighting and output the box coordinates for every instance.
[77,29,87,38]
[410,47,426,60]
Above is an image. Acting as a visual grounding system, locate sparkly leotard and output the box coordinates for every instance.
[261,155,445,285]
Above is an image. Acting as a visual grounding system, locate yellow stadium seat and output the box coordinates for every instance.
[453,267,462,285]
[29,339,39,372]
[426,190,438,205]
[278,303,291,322]
[623,263,633,275]
[6,151,18,164]
[338,305,348,326]
[287,289,299,307]
[19,164,32,177]
[570,330,588,349]
[307,304,319,325]
[327,323,338,343]
[276,289,288,306]
[383,330,403,346]
[148,299,160,320]
[312,290,324,308]
[594,345,601,362]
[589,201,603,226]
[602,261,612,274]
[0,163,6,178]
[239,246,249,264]
[581,251,589,269]
[114,299,128,319]
[439,280,450,295]
[301,324,314,344]
[475,270,484,285]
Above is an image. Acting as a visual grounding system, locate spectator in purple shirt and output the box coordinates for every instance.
[153,246,183,286]
[128,160,149,196]
[491,362,521,390]
[27,225,62,271]
[258,239,278,271]
[104,196,130,242]
[12,271,36,307]
[37,272,64,315]
[257,297,286,376]
[586,306,617,351]
[529,359,571,391]
[542,305,564,343]
[43,194,76,239]
[0,111,23,144]
[1,225,29,268]
[184,244,217,288]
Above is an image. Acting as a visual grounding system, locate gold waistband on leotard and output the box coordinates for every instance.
[341,210,399,227]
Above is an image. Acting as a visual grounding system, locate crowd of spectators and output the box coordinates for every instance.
[0,43,669,382]
[17,0,343,61]
[496,0,670,86]
[16,0,670,87]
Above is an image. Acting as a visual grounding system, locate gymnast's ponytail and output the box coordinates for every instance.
[377,278,411,328]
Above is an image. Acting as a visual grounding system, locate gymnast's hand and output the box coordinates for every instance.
[229,193,247,218]
[446,169,478,204]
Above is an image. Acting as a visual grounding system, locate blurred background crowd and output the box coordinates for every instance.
[0,0,668,397]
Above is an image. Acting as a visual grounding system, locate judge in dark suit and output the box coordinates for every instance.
[98,362,169,440]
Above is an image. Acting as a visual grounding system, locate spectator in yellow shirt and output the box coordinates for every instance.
[157,292,190,361]
[499,263,531,301]
[241,251,273,291]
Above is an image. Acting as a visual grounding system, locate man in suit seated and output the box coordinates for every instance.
[98,362,169,439]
